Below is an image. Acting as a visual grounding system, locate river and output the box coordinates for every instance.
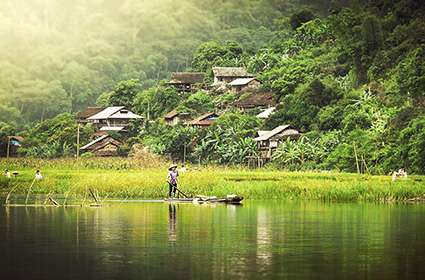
[1,200,424,279]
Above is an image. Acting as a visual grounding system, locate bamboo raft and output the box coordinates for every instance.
[164,195,244,204]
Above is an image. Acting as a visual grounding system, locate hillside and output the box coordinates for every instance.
[1,0,425,174]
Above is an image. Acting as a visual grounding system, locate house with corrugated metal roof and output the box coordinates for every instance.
[86,106,143,130]
[76,107,105,123]
[229,77,260,93]
[253,125,300,160]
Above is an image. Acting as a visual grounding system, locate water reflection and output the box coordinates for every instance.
[168,204,177,242]
[0,201,424,279]
[256,208,272,272]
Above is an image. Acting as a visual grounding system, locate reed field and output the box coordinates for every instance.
[0,158,424,203]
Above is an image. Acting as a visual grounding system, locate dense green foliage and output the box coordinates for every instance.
[1,0,425,174]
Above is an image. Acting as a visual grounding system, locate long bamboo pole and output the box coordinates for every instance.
[353,142,360,174]
[76,123,80,158]
[6,136,10,169]
[25,178,37,205]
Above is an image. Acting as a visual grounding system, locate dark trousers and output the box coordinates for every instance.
[168,182,177,197]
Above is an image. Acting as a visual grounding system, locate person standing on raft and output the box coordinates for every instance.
[166,164,179,197]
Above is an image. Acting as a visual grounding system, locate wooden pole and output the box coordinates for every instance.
[76,123,80,158]
[88,188,99,204]
[25,178,37,205]
[6,136,10,161]
[353,142,360,174]
[6,136,11,170]
[147,102,150,122]
[361,155,370,174]
[183,142,186,164]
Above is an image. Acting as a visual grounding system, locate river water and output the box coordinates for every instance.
[0,200,424,279]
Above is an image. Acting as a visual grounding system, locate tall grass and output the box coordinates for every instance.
[0,159,424,202]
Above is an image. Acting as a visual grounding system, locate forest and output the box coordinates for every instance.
[0,0,424,174]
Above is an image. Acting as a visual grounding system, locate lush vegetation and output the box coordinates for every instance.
[1,0,425,175]
[1,159,424,202]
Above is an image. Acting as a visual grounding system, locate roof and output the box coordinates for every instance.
[253,125,300,141]
[7,136,24,142]
[233,92,275,108]
[168,72,204,84]
[99,126,126,132]
[80,135,109,150]
[256,107,276,119]
[229,78,259,86]
[188,112,219,126]
[109,110,143,119]
[87,106,124,120]
[164,110,179,119]
[257,131,270,137]
[76,107,104,120]
[164,110,190,119]
[87,107,142,120]
[212,67,253,78]
[80,135,121,151]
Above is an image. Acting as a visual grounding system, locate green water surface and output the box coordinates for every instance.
[0,200,424,279]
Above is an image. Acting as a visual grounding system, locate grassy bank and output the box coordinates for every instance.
[1,158,424,202]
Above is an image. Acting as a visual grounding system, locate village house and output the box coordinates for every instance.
[253,125,300,161]
[187,112,219,127]
[233,91,275,111]
[1,136,24,157]
[229,78,261,93]
[85,106,143,131]
[164,110,191,126]
[168,72,205,92]
[76,107,104,123]
[212,67,254,85]
[80,135,122,157]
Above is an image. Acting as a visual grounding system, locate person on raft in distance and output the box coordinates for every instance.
[166,164,179,197]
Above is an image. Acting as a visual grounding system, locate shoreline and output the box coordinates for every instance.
[1,163,424,203]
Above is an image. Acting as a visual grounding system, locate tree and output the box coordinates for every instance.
[109,79,143,108]
[133,85,181,120]
[290,9,315,30]
[192,41,245,75]
[361,15,383,56]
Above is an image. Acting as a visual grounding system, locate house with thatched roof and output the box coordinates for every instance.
[233,91,276,111]
[229,78,261,93]
[253,125,300,160]
[187,112,219,127]
[164,110,191,126]
[168,72,205,92]
[212,67,254,85]
[80,135,122,157]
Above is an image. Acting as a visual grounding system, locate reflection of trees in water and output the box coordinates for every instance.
[256,208,272,271]
[168,204,177,242]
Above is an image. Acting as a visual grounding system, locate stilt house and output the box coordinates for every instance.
[168,72,205,92]
[253,125,300,160]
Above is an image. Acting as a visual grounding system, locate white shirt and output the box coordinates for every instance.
[35,173,43,180]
